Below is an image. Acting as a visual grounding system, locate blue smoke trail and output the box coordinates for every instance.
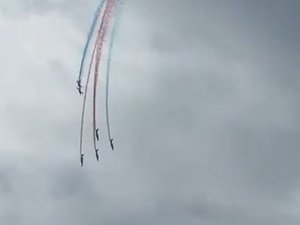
[105,0,124,150]
[77,0,106,85]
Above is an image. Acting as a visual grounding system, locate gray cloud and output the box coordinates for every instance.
[0,0,300,224]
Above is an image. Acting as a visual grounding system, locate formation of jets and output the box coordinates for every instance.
[75,0,124,167]
[77,81,114,166]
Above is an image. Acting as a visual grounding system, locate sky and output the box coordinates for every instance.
[0,0,300,224]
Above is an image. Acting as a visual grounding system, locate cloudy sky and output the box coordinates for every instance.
[0,0,300,224]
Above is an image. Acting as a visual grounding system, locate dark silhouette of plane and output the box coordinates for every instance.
[80,154,84,167]
[95,128,99,141]
[76,87,84,95]
[76,79,82,88]
[110,138,114,150]
[95,149,99,161]
[76,80,84,95]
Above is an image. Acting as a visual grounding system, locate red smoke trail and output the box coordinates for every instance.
[92,0,117,156]
[79,0,109,159]
[79,0,118,163]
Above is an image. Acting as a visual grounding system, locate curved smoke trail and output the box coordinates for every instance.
[77,0,106,85]
[79,0,107,164]
[80,7,107,161]
[105,0,123,150]
[78,0,121,164]
[79,39,98,160]
[92,0,117,158]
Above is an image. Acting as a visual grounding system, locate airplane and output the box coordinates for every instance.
[110,138,114,150]
[95,129,99,141]
[80,154,84,167]
[76,79,82,88]
[76,87,84,95]
[95,149,99,161]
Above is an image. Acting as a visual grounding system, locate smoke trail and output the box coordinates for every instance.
[92,0,117,157]
[79,1,106,163]
[80,14,106,160]
[105,0,124,150]
[78,0,121,164]
[77,0,106,85]
[79,34,98,160]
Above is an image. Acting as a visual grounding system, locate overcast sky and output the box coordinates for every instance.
[0,0,300,224]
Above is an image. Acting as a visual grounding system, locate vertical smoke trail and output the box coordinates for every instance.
[79,0,108,163]
[77,0,106,85]
[78,0,122,164]
[80,12,107,160]
[92,0,117,158]
[79,39,98,161]
[105,0,123,150]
